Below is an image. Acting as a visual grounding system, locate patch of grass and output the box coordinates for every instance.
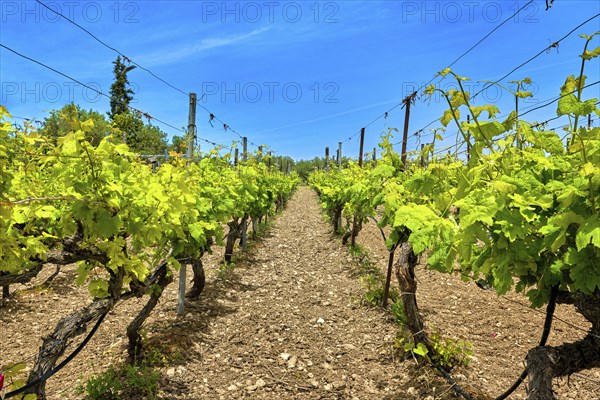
[19,284,52,296]
[393,327,473,370]
[346,234,473,373]
[350,244,399,307]
[390,298,408,326]
[361,274,386,306]
[217,261,236,282]
[220,217,276,282]
[430,330,473,369]
[77,363,160,400]
[253,217,274,237]
[76,345,184,400]
[142,344,184,368]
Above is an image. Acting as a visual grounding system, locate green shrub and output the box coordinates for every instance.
[79,364,159,400]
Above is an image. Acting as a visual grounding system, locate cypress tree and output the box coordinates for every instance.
[108,56,136,120]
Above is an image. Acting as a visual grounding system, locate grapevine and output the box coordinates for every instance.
[310,32,600,399]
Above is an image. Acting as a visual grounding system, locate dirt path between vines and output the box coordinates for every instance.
[2,186,599,399]
[149,186,410,399]
[1,187,409,400]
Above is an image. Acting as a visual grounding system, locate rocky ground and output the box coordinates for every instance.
[1,187,598,399]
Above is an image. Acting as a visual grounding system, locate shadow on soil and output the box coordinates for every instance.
[144,247,262,399]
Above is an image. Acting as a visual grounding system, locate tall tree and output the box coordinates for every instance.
[132,123,168,154]
[39,103,111,146]
[106,56,168,154]
[108,56,136,120]
[170,135,187,154]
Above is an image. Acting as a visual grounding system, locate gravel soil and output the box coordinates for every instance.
[1,186,599,399]
[357,207,600,400]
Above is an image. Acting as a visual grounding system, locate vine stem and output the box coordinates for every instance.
[571,35,593,137]
[494,285,559,400]
[570,33,597,211]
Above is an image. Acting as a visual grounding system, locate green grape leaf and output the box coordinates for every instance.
[581,46,600,60]
[566,246,600,294]
[95,209,120,238]
[413,342,429,357]
[75,262,90,286]
[523,128,565,154]
[470,105,500,119]
[88,279,110,298]
[475,121,505,140]
[527,288,550,309]
[492,259,513,295]
[455,191,499,227]
[12,207,28,224]
[576,215,600,250]
[558,94,599,117]
[441,109,459,127]
[495,208,528,241]
[502,111,517,131]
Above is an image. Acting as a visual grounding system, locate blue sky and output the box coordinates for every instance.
[1,0,599,160]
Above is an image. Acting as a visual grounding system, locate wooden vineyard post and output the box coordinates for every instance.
[466,115,471,161]
[358,127,365,167]
[350,128,366,247]
[242,222,248,251]
[178,92,197,316]
[325,147,329,172]
[186,93,196,159]
[401,92,417,170]
[337,142,343,229]
[242,218,248,253]
[420,143,425,167]
[240,137,248,252]
[234,148,239,167]
[372,147,377,164]
[382,243,397,308]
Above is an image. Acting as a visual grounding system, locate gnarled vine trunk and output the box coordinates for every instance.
[0,263,43,299]
[331,205,342,233]
[349,215,363,247]
[26,298,115,398]
[527,291,600,399]
[186,257,206,299]
[0,243,110,299]
[395,241,432,351]
[126,265,173,363]
[25,267,124,398]
[0,263,43,288]
[224,218,244,263]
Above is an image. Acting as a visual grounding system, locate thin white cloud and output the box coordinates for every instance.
[136,26,270,67]
[252,97,404,135]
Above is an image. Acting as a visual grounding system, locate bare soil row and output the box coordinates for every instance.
[1,187,598,399]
